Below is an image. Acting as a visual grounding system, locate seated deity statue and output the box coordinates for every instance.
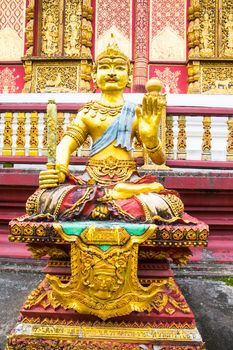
[26,42,185,224]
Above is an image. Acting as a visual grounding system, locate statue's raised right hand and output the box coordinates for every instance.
[39,164,66,189]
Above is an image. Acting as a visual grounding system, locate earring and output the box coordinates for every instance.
[126,77,132,88]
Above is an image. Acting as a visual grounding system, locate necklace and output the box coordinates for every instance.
[82,100,123,121]
[95,100,124,109]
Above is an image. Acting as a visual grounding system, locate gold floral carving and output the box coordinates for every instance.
[227,116,233,160]
[202,116,212,160]
[201,63,233,94]
[2,112,13,156]
[27,244,69,259]
[139,248,192,266]
[23,273,191,317]
[81,0,93,60]
[187,61,201,93]
[86,156,137,184]
[29,112,39,156]
[32,64,80,93]
[22,60,33,93]
[80,60,92,91]
[15,113,26,156]
[165,115,174,159]
[177,116,187,160]
[188,0,201,58]
[25,0,35,57]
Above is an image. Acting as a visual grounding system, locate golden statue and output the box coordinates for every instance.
[26,40,184,223]
[7,38,208,345]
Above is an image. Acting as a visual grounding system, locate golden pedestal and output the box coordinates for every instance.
[6,218,208,349]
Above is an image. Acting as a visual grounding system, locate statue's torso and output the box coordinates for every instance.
[80,102,137,161]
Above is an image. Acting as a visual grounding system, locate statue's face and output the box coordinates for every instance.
[95,57,129,91]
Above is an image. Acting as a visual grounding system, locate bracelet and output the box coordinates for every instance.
[145,139,162,153]
[58,164,69,176]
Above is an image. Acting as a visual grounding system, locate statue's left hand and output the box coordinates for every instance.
[136,94,164,148]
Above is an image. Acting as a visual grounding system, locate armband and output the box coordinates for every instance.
[64,122,86,147]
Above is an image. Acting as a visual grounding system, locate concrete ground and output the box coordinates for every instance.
[0,260,233,350]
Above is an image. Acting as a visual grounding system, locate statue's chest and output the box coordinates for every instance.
[87,113,118,135]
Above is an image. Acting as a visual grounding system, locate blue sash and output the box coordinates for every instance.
[90,101,136,156]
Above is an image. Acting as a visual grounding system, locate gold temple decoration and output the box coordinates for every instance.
[25,0,35,57]
[188,0,233,94]
[86,157,137,184]
[24,275,191,316]
[177,116,187,160]
[29,112,39,156]
[64,1,82,56]
[220,2,233,57]
[165,115,174,160]
[2,112,13,156]
[32,63,81,93]
[22,0,93,92]
[139,248,192,266]
[23,60,33,93]
[15,113,26,156]
[41,0,60,56]
[27,244,69,259]
[201,62,233,94]
[200,12,214,57]
[201,116,212,160]
[46,224,176,320]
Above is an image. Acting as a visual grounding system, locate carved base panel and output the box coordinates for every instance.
[188,60,233,94]
[7,218,207,348]
[6,260,205,349]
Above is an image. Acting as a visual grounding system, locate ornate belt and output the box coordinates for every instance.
[86,156,137,184]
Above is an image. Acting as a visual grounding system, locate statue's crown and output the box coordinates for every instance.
[96,33,129,63]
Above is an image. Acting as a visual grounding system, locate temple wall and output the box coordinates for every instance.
[0,0,232,94]
[0,0,190,93]
[0,0,26,93]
